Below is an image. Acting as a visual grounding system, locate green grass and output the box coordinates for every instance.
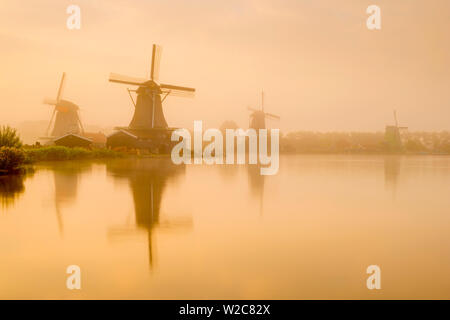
[1,145,124,174]
[24,146,123,162]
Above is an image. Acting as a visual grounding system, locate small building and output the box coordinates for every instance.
[54,133,93,148]
[83,132,107,148]
[107,129,140,149]
[106,128,176,153]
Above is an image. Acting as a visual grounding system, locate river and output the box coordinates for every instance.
[0,155,449,299]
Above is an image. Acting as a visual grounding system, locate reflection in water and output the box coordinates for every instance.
[107,158,189,269]
[247,165,265,216]
[0,170,34,208]
[218,164,240,181]
[3,155,450,299]
[384,156,401,197]
[51,162,93,235]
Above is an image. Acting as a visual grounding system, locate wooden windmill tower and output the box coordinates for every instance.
[42,72,85,138]
[108,44,195,150]
[385,110,408,151]
[248,91,280,130]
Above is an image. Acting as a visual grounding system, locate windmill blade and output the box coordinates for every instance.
[76,111,85,134]
[127,88,137,107]
[160,83,195,98]
[161,89,195,98]
[150,44,163,81]
[109,73,147,86]
[43,98,58,105]
[158,218,193,229]
[160,83,195,93]
[261,90,264,112]
[56,72,66,102]
[248,106,258,112]
[264,112,280,120]
[46,108,57,136]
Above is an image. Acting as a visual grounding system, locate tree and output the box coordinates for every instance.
[0,126,22,148]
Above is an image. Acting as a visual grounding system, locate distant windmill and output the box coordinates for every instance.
[109,44,195,130]
[385,110,408,151]
[248,91,280,130]
[43,72,85,137]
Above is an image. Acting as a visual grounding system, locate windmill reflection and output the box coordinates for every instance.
[106,158,189,269]
[51,162,92,235]
[384,156,401,198]
[247,164,265,216]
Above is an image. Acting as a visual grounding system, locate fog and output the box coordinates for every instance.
[1,0,449,134]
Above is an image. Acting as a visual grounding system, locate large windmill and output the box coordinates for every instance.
[109,44,195,133]
[248,91,280,130]
[43,72,85,138]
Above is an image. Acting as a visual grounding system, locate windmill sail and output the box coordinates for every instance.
[109,73,147,86]
[264,112,280,120]
[150,44,162,81]
[56,72,66,102]
[109,44,196,130]
[160,83,195,98]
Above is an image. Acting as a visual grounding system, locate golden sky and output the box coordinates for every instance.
[0,0,449,131]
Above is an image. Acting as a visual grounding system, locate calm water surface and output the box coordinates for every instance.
[1,155,450,299]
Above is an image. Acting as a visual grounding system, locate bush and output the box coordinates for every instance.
[404,139,427,153]
[0,147,26,172]
[25,146,70,162]
[0,126,22,148]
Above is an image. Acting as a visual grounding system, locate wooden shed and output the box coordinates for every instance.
[54,133,93,148]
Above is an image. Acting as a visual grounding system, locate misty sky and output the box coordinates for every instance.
[0,0,449,132]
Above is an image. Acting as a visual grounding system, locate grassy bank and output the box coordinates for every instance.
[24,146,122,162]
[0,146,123,174]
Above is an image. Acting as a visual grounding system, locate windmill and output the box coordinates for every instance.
[248,91,280,130]
[43,72,84,138]
[106,159,191,269]
[109,44,195,131]
[385,110,408,151]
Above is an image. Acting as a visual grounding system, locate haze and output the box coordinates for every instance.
[1,0,449,133]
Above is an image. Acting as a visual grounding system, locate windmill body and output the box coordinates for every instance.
[51,100,82,137]
[130,86,168,129]
[250,110,267,130]
[385,110,408,151]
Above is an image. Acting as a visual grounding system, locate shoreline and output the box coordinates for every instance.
[2,146,450,176]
